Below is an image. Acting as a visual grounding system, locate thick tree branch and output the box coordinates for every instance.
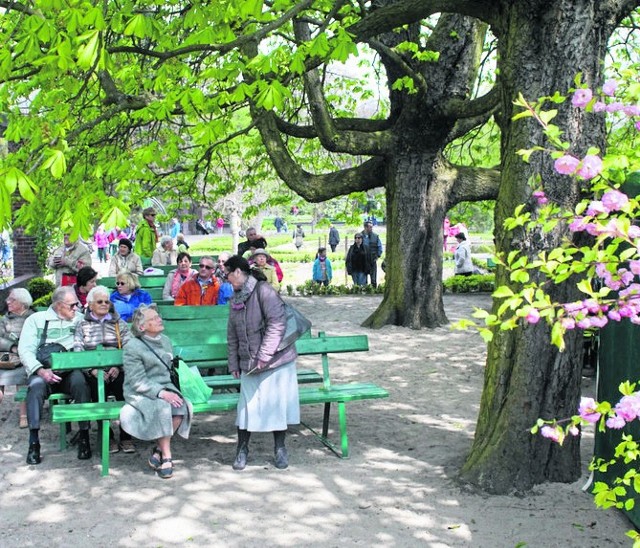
[274,116,392,138]
[253,110,384,201]
[435,158,501,208]
[368,38,428,95]
[349,0,497,41]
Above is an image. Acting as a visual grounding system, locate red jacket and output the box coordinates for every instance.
[174,277,220,306]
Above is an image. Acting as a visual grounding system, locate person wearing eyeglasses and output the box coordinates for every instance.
[345,232,371,287]
[110,272,153,322]
[174,256,220,306]
[74,286,133,454]
[18,286,92,465]
[133,207,159,259]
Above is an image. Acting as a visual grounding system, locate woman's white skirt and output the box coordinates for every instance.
[236,360,300,432]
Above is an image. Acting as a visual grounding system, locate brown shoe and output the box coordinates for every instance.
[120,439,135,453]
[19,415,28,429]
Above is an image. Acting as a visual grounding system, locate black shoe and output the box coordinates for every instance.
[77,436,92,460]
[26,442,41,465]
[274,447,289,469]
[232,448,248,471]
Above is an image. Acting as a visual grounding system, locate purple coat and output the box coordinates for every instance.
[227,278,297,373]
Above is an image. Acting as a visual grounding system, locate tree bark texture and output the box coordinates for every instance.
[460,0,630,493]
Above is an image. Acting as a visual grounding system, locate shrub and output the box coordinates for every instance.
[294,280,385,296]
[33,292,53,308]
[27,277,56,301]
[443,274,495,293]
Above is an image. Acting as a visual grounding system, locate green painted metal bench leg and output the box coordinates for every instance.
[101,419,110,477]
[337,402,349,459]
[301,401,350,459]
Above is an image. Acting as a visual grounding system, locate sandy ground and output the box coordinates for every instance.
[0,292,632,547]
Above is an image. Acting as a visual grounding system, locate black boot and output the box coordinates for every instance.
[273,430,288,469]
[26,442,41,465]
[77,430,92,460]
[232,429,250,471]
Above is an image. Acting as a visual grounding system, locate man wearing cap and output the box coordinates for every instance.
[134,207,159,259]
[174,255,220,305]
[108,238,144,276]
[250,249,280,291]
[362,220,383,287]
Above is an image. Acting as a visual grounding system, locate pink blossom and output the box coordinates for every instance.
[561,317,576,330]
[601,189,629,212]
[602,79,618,97]
[600,219,626,239]
[589,315,608,328]
[629,225,640,239]
[568,425,580,436]
[569,217,589,232]
[620,270,635,286]
[572,88,593,108]
[619,305,635,318]
[564,302,584,313]
[623,105,640,117]
[540,425,560,442]
[525,308,540,324]
[577,155,603,180]
[595,263,608,278]
[593,101,607,113]
[585,223,600,236]
[636,120,640,132]
[614,394,640,421]
[586,200,606,216]
[578,397,601,423]
[554,155,580,175]
[606,101,624,113]
[576,318,592,329]
[604,277,622,291]
[532,191,548,205]
[607,309,622,321]
[629,260,640,275]
[606,415,626,429]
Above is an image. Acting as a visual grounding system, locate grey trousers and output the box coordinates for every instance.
[27,370,91,430]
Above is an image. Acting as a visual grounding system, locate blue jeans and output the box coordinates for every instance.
[351,272,367,286]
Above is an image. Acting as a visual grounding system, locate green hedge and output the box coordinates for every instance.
[443,274,495,293]
[27,277,55,301]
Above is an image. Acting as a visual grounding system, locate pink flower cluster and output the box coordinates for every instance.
[554,154,603,179]
[572,83,640,131]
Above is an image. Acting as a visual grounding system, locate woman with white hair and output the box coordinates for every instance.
[120,304,192,479]
[151,235,177,266]
[0,288,34,427]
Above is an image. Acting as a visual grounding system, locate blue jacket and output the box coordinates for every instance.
[110,289,153,322]
[217,282,234,305]
[312,258,333,282]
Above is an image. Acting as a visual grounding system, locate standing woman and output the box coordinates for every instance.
[224,255,299,471]
[453,232,474,276]
[345,233,371,287]
[0,288,34,428]
[293,224,305,250]
[120,304,192,479]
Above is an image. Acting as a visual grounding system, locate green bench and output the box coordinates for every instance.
[50,333,387,475]
[100,275,167,288]
[156,304,229,321]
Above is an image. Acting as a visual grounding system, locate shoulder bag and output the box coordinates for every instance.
[138,337,180,390]
[36,320,67,368]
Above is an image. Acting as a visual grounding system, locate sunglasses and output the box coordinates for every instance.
[116,281,127,286]
[355,237,363,240]
[94,299,110,305]
[199,264,214,270]
[64,301,80,309]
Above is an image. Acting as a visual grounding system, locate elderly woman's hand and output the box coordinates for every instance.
[104,367,120,382]
[159,389,183,407]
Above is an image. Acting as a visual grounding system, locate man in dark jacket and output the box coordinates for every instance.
[362,221,383,287]
[328,224,340,252]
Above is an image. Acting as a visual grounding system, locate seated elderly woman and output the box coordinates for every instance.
[74,286,133,454]
[151,235,178,266]
[0,288,35,428]
[162,252,197,301]
[110,271,153,322]
[120,304,192,479]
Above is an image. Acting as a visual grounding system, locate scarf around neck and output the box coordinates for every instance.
[230,275,257,309]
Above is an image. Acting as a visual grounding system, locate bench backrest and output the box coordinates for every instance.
[163,322,228,345]
[157,304,230,321]
[100,275,167,288]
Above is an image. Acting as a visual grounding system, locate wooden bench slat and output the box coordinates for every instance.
[157,305,229,321]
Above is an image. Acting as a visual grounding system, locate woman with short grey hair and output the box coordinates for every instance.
[120,304,192,478]
[0,288,35,427]
[151,235,177,266]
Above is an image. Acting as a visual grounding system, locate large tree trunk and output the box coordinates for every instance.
[364,152,449,328]
[461,0,617,493]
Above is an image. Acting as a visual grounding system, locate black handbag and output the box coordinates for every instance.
[35,321,67,368]
[139,337,180,390]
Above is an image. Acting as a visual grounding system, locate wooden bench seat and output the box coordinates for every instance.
[156,304,229,321]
